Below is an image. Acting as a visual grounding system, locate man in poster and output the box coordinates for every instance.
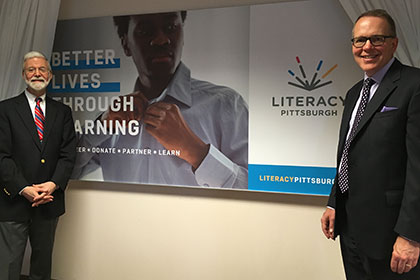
[321,9,420,279]
[72,11,248,189]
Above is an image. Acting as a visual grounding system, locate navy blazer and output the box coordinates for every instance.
[328,59,420,259]
[0,92,76,221]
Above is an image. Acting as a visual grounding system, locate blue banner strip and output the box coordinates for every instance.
[52,59,120,70]
[48,82,120,93]
[248,164,336,196]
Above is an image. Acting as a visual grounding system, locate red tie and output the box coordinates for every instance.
[35,97,45,141]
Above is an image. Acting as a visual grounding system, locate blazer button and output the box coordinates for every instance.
[41,159,46,164]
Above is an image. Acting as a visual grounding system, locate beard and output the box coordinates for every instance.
[25,77,51,92]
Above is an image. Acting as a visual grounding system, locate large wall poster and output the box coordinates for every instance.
[49,0,362,195]
[248,0,361,195]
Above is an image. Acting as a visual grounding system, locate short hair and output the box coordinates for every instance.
[22,51,52,72]
[355,9,396,37]
[113,11,187,39]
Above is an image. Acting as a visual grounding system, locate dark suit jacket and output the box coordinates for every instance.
[328,59,420,259]
[0,92,76,221]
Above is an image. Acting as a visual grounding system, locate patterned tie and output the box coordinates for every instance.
[35,97,45,141]
[338,78,375,193]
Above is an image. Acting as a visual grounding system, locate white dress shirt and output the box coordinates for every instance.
[73,62,249,189]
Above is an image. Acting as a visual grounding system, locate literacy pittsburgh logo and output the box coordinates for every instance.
[288,56,337,91]
[273,56,342,117]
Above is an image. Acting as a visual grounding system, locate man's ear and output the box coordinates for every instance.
[392,37,399,53]
[47,71,53,83]
[121,35,132,57]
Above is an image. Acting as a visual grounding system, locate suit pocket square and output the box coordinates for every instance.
[380,106,398,113]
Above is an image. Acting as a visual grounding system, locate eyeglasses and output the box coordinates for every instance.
[24,67,49,75]
[351,35,395,48]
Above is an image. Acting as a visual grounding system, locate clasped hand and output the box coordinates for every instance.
[21,181,57,207]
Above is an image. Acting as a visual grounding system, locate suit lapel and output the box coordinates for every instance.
[354,60,401,137]
[15,93,42,151]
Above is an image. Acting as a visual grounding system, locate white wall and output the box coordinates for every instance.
[47,0,346,279]
[53,181,344,280]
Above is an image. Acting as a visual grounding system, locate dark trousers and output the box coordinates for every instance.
[0,216,58,280]
[340,228,420,280]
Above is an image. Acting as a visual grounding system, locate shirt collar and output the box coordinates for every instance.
[133,62,193,107]
[364,57,395,84]
[164,62,192,107]
[24,89,46,103]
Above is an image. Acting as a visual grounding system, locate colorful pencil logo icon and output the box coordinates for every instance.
[288,56,337,91]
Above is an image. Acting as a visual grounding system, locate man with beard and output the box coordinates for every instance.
[73,11,248,189]
[0,51,76,279]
